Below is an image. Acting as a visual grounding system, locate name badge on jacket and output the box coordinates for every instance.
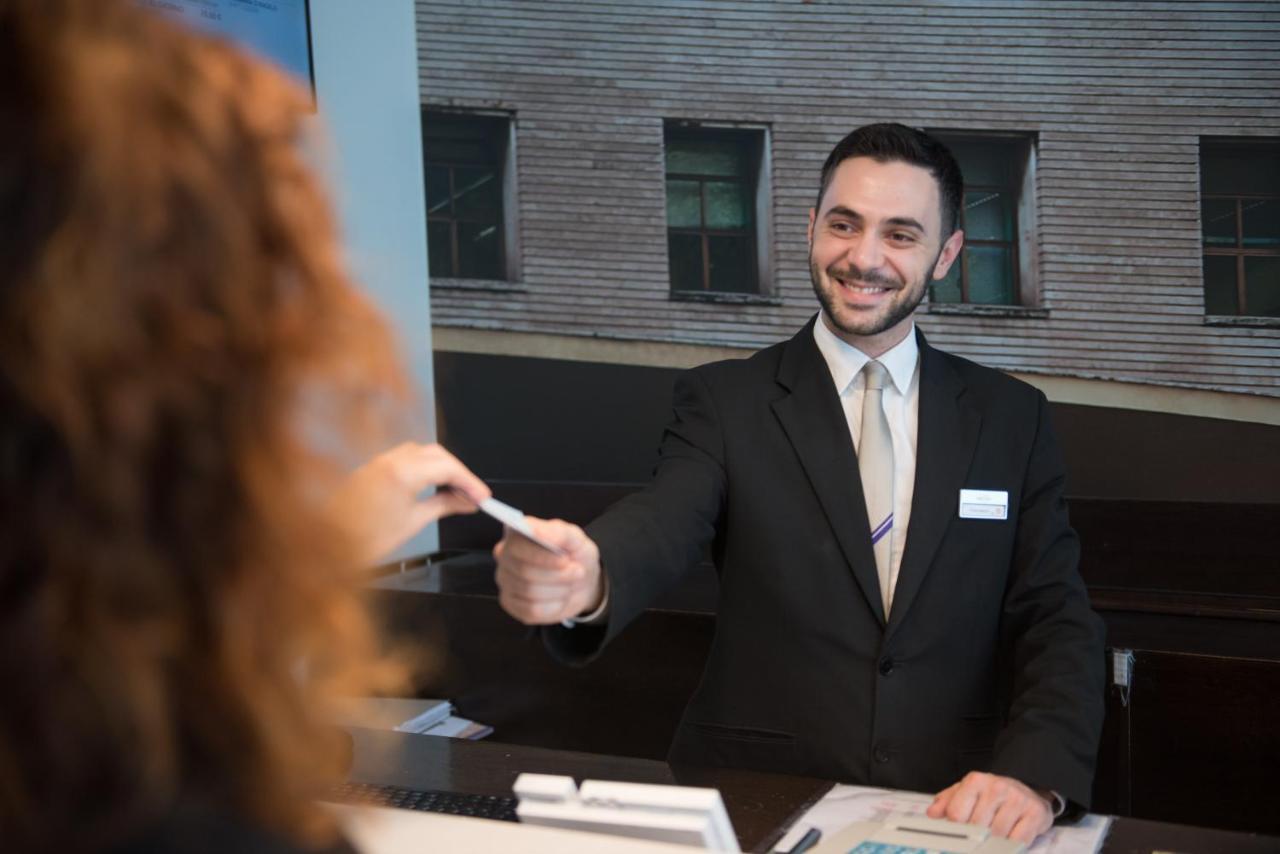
[959,489,1009,520]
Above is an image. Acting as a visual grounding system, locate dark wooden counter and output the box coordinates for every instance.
[345,727,1280,854]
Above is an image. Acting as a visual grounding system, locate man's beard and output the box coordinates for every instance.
[808,249,938,340]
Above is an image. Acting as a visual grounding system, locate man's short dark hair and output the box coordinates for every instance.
[816,123,964,237]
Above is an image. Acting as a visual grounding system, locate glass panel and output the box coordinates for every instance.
[1244,256,1280,317]
[423,138,491,165]
[424,165,452,216]
[1202,255,1238,314]
[964,190,1012,241]
[457,221,502,280]
[422,112,506,166]
[1201,197,1238,247]
[668,232,704,291]
[966,246,1016,305]
[452,166,501,220]
[666,180,702,228]
[1242,198,1280,248]
[947,138,1018,187]
[666,138,749,177]
[930,261,962,303]
[706,234,756,293]
[705,181,751,229]
[1202,146,1280,195]
[428,220,454,278]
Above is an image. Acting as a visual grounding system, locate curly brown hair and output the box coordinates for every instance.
[0,0,411,849]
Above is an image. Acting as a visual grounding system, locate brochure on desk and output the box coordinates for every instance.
[773,785,1109,854]
[330,697,493,740]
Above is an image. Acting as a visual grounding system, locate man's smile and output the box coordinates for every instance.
[830,270,900,298]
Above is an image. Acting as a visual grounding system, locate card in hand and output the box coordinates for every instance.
[478,497,566,556]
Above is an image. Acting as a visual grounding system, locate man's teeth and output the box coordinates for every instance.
[837,278,887,294]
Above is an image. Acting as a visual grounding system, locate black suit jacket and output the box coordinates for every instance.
[550,320,1105,809]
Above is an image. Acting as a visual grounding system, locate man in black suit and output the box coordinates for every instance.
[494,124,1105,844]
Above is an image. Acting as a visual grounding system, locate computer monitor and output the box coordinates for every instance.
[140,0,314,98]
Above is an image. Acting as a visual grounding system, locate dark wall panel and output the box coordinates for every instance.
[1054,404,1280,504]
[435,350,1280,504]
[435,351,673,485]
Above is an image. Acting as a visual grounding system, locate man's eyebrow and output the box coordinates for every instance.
[822,205,863,221]
[823,206,928,235]
[885,216,927,233]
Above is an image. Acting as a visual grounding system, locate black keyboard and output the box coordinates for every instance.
[329,780,519,822]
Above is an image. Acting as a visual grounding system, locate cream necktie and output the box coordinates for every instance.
[859,360,895,615]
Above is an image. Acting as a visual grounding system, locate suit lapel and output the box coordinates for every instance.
[886,333,981,639]
[771,320,887,626]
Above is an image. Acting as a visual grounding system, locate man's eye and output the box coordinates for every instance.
[889,232,916,244]
[831,222,855,234]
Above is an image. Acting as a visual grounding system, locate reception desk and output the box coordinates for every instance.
[345,726,1280,853]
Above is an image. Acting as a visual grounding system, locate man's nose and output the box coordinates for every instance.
[848,229,883,273]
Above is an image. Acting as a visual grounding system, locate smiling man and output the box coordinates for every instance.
[494,123,1105,845]
[808,153,963,353]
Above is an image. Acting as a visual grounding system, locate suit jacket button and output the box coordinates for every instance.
[878,657,895,676]
[873,746,891,764]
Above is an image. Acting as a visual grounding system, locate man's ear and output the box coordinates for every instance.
[932,229,965,280]
[807,207,816,246]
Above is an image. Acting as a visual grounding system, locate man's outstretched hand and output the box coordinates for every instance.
[928,771,1053,844]
[494,518,604,625]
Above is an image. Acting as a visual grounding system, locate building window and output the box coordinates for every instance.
[422,111,515,282]
[928,132,1036,307]
[664,124,771,296]
[1201,139,1280,318]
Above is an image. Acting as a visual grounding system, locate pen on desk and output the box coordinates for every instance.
[786,826,822,854]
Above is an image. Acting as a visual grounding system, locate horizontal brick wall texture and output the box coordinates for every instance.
[417,0,1280,396]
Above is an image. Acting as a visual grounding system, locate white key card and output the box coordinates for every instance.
[479,497,566,555]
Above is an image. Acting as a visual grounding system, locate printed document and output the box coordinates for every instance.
[774,785,1110,854]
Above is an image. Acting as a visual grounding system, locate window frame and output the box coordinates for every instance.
[663,121,774,300]
[926,130,1039,310]
[1199,138,1280,319]
[421,108,519,284]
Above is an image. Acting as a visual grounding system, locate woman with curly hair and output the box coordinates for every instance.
[0,0,487,850]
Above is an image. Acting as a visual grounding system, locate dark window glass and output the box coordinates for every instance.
[705,181,750,229]
[966,246,1016,305]
[928,134,1029,306]
[1201,139,1280,316]
[667,233,704,292]
[457,222,502,280]
[1203,256,1238,315]
[1202,198,1237,247]
[666,140,749,177]
[1244,257,1280,317]
[707,234,755,292]
[932,263,963,304]
[1243,199,1280,248]
[422,112,508,280]
[666,180,701,229]
[664,125,761,294]
[964,191,1014,242]
[427,221,453,279]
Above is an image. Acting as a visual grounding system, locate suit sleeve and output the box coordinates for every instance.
[990,390,1106,812]
[543,368,727,664]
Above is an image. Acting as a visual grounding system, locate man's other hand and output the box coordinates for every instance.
[494,518,603,625]
[927,771,1053,843]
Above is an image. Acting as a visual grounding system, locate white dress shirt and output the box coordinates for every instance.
[812,312,920,614]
